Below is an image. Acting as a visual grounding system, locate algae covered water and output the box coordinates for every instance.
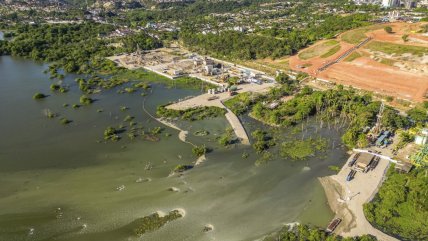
[0,56,347,241]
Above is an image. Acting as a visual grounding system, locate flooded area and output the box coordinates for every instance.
[0,56,348,241]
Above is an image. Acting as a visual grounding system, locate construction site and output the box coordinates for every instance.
[289,22,428,102]
[107,44,273,87]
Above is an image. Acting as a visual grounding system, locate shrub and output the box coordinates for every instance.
[33,93,47,99]
[192,145,207,157]
[384,26,393,34]
[59,118,71,125]
[79,95,93,105]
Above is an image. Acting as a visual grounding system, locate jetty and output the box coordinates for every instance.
[223,106,250,145]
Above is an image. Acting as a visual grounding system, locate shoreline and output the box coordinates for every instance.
[318,176,357,234]
[156,117,192,145]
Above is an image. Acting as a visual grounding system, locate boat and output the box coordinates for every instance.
[326,218,342,233]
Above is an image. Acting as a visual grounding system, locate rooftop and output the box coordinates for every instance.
[356,153,374,168]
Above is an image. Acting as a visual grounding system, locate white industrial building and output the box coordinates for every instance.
[382,0,400,7]
[415,129,428,146]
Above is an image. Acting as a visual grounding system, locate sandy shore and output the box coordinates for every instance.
[156,118,193,145]
[318,177,357,233]
[319,154,399,241]
[194,155,206,166]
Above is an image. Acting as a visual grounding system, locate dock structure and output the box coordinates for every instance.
[352,149,398,164]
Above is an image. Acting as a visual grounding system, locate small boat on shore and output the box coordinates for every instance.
[326,218,342,233]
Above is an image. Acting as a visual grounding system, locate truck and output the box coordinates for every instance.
[346,170,356,182]
[348,153,360,167]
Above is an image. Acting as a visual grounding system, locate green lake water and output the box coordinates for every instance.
[0,56,348,241]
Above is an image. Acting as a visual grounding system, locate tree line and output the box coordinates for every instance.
[0,22,161,74]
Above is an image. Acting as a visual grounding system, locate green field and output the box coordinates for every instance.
[320,44,341,58]
[341,29,368,44]
[344,51,362,62]
[341,25,385,44]
[298,40,339,60]
[366,41,428,57]
[379,58,397,66]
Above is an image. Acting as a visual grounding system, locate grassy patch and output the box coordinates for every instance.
[366,41,428,57]
[344,51,362,62]
[224,92,259,115]
[298,40,339,60]
[238,58,290,76]
[342,28,369,44]
[320,44,341,58]
[280,137,328,160]
[133,210,183,236]
[341,25,384,44]
[379,58,397,66]
[157,105,226,121]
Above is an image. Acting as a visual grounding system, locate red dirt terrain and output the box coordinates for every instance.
[289,41,355,76]
[289,22,428,102]
[318,57,428,101]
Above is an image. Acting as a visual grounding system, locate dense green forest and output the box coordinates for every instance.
[126,0,271,23]
[180,14,371,60]
[364,167,428,241]
[0,23,161,74]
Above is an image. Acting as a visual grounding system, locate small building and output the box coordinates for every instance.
[203,58,214,66]
[415,128,428,145]
[204,65,213,75]
[354,153,374,172]
[395,161,413,173]
[172,69,183,77]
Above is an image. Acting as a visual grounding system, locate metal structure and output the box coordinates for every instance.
[372,101,385,135]
[352,149,398,164]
